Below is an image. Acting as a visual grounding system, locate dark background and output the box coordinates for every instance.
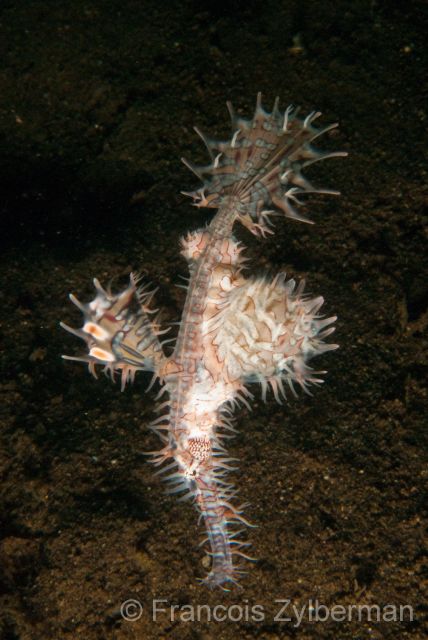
[0,1,426,638]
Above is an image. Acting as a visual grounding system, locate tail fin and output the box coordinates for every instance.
[182,92,347,230]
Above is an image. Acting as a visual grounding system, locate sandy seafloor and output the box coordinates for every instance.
[0,1,427,638]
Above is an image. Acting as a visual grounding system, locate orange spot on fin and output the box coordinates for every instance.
[89,347,115,362]
[83,322,109,340]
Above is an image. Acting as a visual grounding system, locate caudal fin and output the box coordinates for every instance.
[182,92,347,233]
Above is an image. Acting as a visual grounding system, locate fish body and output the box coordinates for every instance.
[61,94,346,589]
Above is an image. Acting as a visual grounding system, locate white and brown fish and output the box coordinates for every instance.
[61,93,346,589]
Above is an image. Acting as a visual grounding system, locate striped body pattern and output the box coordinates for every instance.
[61,94,346,589]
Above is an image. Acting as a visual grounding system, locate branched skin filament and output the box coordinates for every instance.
[61,93,345,589]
